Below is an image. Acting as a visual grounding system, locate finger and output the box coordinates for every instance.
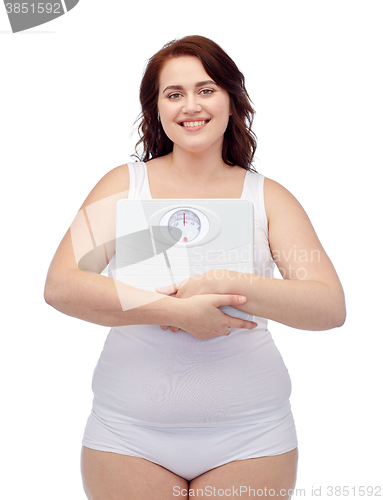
[212,294,248,307]
[156,283,178,295]
[169,326,180,333]
[229,318,258,330]
[156,277,189,295]
[211,295,257,330]
[160,325,184,332]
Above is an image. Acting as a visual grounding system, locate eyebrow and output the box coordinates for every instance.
[162,80,217,94]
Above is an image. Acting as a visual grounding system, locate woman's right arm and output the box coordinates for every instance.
[44,164,176,327]
[44,164,255,336]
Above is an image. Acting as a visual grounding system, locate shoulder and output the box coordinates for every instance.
[263,177,299,206]
[263,177,307,226]
[79,163,130,210]
[98,163,130,193]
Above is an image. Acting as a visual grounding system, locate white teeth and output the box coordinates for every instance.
[182,121,207,128]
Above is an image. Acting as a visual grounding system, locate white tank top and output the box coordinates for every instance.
[91,162,292,428]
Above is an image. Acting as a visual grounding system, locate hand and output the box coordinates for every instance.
[156,271,216,300]
[161,294,257,339]
[157,272,217,333]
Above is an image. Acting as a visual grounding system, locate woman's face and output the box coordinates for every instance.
[157,56,231,156]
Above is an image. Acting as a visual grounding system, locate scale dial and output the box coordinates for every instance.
[156,204,214,246]
[168,209,201,242]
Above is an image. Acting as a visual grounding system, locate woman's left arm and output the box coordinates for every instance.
[157,178,346,331]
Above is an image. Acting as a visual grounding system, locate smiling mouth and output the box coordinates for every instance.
[179,120,210,128]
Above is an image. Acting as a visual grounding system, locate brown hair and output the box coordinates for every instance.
[134,35,257,171]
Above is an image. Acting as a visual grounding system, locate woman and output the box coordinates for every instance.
[44,36,346,499]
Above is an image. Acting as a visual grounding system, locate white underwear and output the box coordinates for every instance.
[82,406,298,481]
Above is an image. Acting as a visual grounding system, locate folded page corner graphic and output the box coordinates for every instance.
[78,227,183,274]
[4,1,80,33]
[64,0,80,12]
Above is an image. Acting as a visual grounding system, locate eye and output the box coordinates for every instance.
[168,92,183,100]
[199,89,214,96]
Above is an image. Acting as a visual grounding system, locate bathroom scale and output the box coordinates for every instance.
[114,199,254,321]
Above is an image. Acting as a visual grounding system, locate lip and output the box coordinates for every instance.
[177,118,210,131]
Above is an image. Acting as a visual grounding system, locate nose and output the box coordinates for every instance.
[182,95,202,114]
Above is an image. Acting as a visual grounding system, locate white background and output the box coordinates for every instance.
[1,1,382,498]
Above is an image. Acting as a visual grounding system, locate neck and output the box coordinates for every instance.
[166,146,232,183]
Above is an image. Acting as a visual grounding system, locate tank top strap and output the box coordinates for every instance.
[242,170,275,280]
[242,171,268,235]
[127,161,152,200]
